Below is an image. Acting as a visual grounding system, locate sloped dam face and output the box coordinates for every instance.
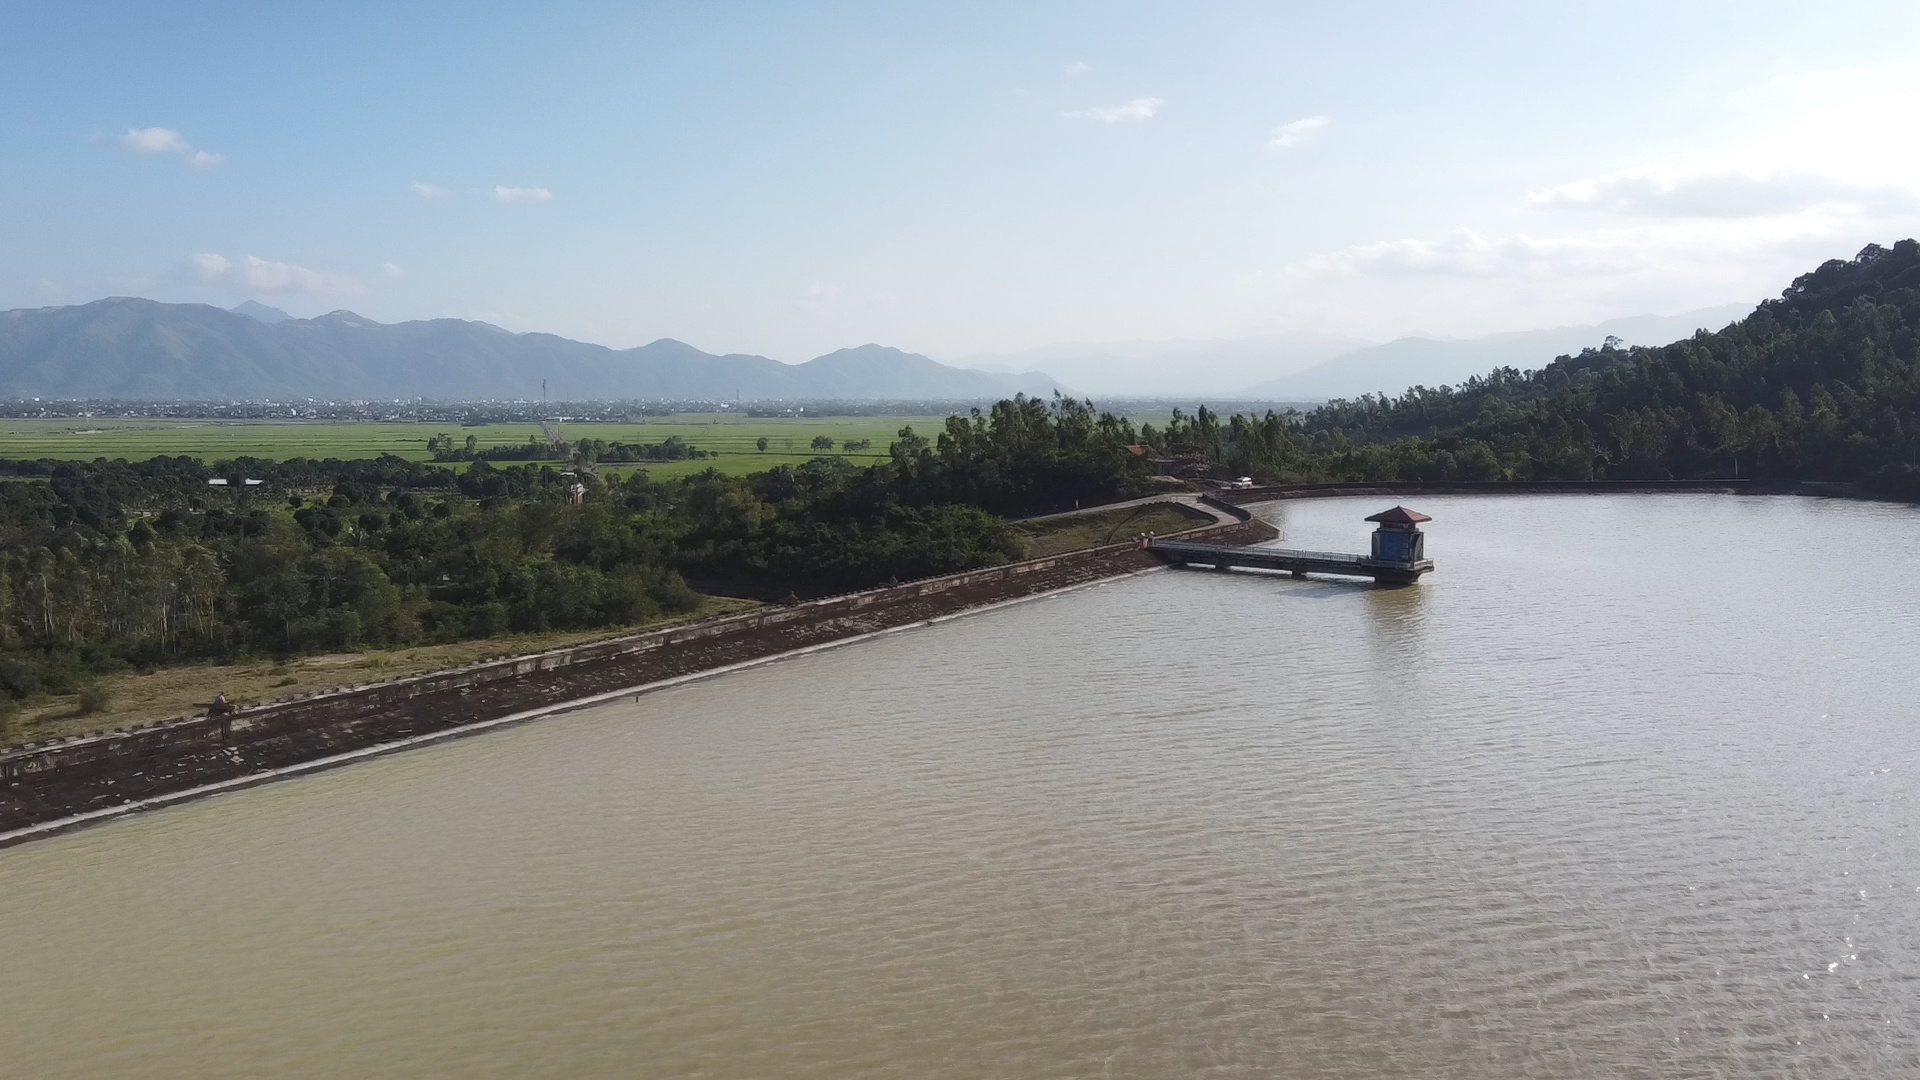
[5,494,1920,1079]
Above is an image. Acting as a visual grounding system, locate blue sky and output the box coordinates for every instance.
[5,0,1920,364]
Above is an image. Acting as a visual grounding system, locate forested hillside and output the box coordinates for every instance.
[1141,241,1920,499]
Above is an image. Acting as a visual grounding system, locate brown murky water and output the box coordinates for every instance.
[4,494,1919,1078]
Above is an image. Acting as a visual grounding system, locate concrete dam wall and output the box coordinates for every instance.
[0,497,1275,843]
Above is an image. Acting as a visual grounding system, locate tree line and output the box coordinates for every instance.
[427,432,711,464]
[0,395,1152,712]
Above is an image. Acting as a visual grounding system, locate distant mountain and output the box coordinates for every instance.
[230,300,292,325]
[0,298,1064,401]
[1240,306,1753,400]
[951,332,1366,396]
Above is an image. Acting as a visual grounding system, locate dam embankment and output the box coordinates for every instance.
[0,497,1273,843]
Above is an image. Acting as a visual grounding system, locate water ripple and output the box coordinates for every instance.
[4,495,1920,1078]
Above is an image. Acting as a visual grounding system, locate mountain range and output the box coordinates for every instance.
[0,296,1763,404]
[949,306,1753,400]
[0,298,1063,401]
[949,332,1366,397]
[1237,306,1754,399]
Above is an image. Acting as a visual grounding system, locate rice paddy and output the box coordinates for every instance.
[0,414,955,478]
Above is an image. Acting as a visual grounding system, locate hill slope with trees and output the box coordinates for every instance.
[1144,240,1920,500]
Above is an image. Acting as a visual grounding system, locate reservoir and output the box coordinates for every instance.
[4,494,1919,1078]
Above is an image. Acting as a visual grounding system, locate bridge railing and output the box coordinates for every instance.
[1264,548,1372,565]
[1150,539,1414,568]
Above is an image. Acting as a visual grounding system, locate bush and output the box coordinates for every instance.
[75,682,113,716]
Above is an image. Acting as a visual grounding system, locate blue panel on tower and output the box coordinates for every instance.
[1375,530,1412,562]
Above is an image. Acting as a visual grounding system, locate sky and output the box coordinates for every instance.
[5,0,1920,366]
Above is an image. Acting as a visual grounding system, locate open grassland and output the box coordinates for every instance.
[1011,502,1208,558]
[0,414,953,477]
[0,419,447,463]
[4,596,760,745]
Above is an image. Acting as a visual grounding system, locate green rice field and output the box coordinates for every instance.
[0,414,956,478]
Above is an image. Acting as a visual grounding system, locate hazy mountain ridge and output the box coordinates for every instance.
[1241,306,1755,400]
[950,332,1367,396]
[949,308,1755,399]
[0,298,1064,401]
[231,300,292,325]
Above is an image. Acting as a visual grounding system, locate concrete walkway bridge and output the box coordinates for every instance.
[1148,505,1435,585]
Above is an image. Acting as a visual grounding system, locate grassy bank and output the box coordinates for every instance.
[1012,502,1208,558]
[3,596,760,746]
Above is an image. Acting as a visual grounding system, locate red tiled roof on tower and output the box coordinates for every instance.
[1363,506,1432,525]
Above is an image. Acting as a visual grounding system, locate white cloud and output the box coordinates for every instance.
[1527,167,1919,218]
[236,255,366,296]
[119,127,221,166]
[192,253,231,282]
[411,182,452,199]
[1268,115,1330,151]
[1289,222,1815,288]
[380,262,406,280]
[1059,97,1164,123]
[120,127,188,153]
[1263,215,1867,341]
[1064,60,1089,76]
[494,185,553,203]
[1285,229,1635,279]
